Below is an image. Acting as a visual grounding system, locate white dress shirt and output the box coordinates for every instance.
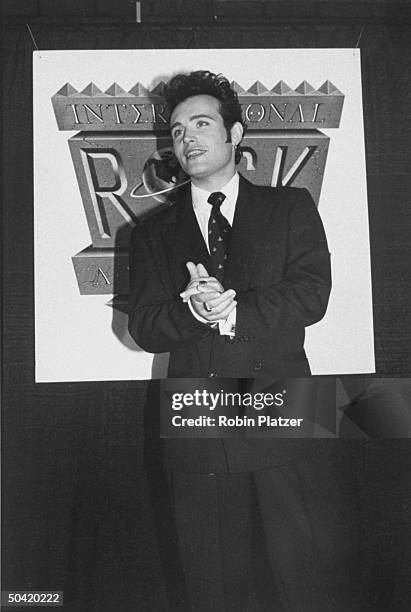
[187,173,239,336]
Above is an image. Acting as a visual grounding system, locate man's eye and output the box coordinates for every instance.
[172,129,182,139]
[197,120,209,127]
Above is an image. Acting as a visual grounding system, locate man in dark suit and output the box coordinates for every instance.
[129,72,364,611]
[129,71,331,379]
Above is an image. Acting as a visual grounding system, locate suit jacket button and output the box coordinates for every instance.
[208,371,218,377]
[253,361,262,371]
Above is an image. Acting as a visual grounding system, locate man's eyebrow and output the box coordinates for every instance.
[189,114,215,122]
[170,114,216,132]
[170,121,182,132]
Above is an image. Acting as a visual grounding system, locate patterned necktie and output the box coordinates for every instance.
[207,191,231,281]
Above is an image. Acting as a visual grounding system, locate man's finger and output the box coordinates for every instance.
[186,261,199,280]
[205,298,236,318]
[184,290,221,303]
[185,275,220,287]
[196,263,210,278]
[202,292,236,316]
[180,285,221,301]
[194,279,223,294]
[180,286,209,301]
[203,289,236,309]
[190,292,236,320]
[204,300,237,322]
[180,280,222,300]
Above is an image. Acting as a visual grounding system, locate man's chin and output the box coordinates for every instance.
[184,160,208,175]
[185,166,210,181]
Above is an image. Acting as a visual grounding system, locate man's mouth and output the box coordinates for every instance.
[185,149,206,160]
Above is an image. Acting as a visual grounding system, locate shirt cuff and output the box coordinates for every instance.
[187,300,236,336]
[218,307,236,337]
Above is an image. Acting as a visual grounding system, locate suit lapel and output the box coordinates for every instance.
[224,175,268,291]
[162,183,212,291]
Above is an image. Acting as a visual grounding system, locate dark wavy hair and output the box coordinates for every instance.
[164,70,246,164]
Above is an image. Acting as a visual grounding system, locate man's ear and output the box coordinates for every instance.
[230,122,244,147]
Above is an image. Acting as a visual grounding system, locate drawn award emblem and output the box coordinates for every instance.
[131,147,189,203]
[51,79,344,300]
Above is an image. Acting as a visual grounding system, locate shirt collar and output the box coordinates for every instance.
[191,172,239,212]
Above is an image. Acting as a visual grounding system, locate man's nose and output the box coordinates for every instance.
[183,128,195,143]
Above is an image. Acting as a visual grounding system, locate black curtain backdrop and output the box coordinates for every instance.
[2,18,411,612]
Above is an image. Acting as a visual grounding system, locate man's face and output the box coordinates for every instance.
[170,94,239,188]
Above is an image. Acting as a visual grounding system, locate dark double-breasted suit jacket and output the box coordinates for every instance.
[128,174,332,472]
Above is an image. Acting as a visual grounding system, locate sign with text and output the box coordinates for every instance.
[34,49,373,381]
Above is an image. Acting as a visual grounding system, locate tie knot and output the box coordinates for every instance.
[207,192,226,209]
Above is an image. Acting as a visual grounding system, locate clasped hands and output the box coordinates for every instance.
[180,262,236,322]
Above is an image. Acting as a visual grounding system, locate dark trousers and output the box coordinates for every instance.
[168,454,367,612]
